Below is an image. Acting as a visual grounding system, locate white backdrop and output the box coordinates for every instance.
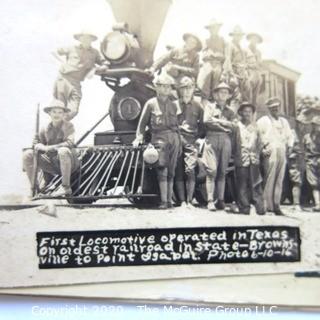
[0,0,319,197]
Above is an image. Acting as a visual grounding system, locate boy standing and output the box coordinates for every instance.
[202,82,236,211]
[233,102,267,215]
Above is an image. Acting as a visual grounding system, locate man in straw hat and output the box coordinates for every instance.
[233,102,267,215]
[202,82,236,211]
[174,76,204,208]
[53,30,105,120]
[147,33,202,83]
[245,33,263,106]
[303,116,320,212]
[257,97,294,215]
[133,73,182,209]
[224,25,249,104]
[22,100,80,197]
[197,18,226,100]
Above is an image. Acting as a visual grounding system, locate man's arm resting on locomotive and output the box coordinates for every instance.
[133,103,152,146]
[148,49,176,73]
[173,64,198,78]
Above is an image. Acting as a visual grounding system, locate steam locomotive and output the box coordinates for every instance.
[32,0,300,206]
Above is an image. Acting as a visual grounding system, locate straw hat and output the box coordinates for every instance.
[205,18,223,29]
[229,25,245,37]
[152,73,175,86]
[213,82,232,93]
[74,30,98,42]
[265,97,281,108]
[237,102,256,114]
[182,33,203,51]
[44,99,70,113]
[246,33,263,43]
[178,76,195,88]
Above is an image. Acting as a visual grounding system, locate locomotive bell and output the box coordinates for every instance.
[143,144,159,164]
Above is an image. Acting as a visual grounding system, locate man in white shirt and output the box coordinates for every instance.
[257,97,294,215]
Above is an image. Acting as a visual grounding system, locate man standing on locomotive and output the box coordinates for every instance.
[245,33,263,106]
[147,33,202,83]
[23,100,80,197]
[224,26,249,105]
[53,30,105,120]
[133,73,181,209]
[202,82,236,211]
[197,19,226,101]
[257,97,294,215]
[175,76,204,208]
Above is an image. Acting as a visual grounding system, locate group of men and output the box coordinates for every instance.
[149,19,263,107]
[131,19,319,213]
[21,21,320,214]
[133,72,320,214]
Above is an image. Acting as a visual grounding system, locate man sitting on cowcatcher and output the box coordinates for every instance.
[23,100,80,197]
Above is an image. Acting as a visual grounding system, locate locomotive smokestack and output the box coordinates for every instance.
[106,0,172,68]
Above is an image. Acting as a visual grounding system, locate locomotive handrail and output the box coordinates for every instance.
[75,111,110,146]
[96,67,151,79]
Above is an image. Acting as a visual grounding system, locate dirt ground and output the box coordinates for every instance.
[0,200,319,288]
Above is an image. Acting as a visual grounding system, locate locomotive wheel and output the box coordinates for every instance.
[67,198,96,205]
[127,167,160,207]
[128,195,158,207]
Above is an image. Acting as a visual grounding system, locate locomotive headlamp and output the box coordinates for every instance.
[101,32,128,61]
[101,29,139,65]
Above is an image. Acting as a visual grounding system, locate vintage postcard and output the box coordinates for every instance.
[0,0,319,289]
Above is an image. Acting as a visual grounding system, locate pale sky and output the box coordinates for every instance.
[0,0,320,196]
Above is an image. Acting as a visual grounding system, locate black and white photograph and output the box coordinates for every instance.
[0,0,319,309]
